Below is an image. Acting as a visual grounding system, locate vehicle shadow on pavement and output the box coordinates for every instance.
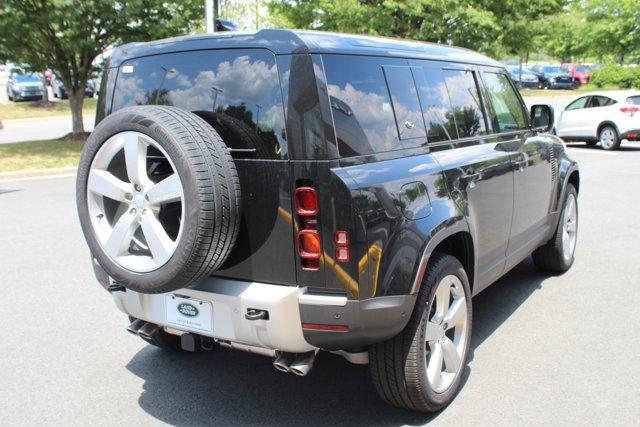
[126,258,548,425]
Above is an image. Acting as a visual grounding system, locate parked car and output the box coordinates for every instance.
[51,75,95,99]
[555,90,640,150]
[6,72,44,101]
[76,30,579,412]
[561,63,591,85]
[506,65,539,88]
[530,64,575,89]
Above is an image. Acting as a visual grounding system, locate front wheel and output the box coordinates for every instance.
[369,253,472,412]
[533,184,578,272]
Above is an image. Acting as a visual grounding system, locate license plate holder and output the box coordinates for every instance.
[165,295,213,333]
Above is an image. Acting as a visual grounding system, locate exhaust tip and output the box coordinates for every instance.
[127,319,146,335]
[289,351,316,377]
[138,322,161,340]
[273,352,295,373]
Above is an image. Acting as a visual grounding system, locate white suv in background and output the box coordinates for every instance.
[555,91,640,150]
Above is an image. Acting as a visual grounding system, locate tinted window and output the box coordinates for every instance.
[324,55,400,156]
[112,49,287,159]
[482,72,527,132]
[13,74,40,83]
[383,66,426,141]
[627,96,640,105]
[588,95,616,107]
[566,96,589,111]
[413,66,457,142]
[442,70,487,138]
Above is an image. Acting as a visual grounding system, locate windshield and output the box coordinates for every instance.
[627,96,640,105]
[543,66,561,74]
[13,74,40,83]
[575,66,588,72]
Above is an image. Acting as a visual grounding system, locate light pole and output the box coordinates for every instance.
[211,86,223,111]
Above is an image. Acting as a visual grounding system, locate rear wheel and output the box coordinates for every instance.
[369,253,472,412]
[599,125,620,150]
[533,184,578,272]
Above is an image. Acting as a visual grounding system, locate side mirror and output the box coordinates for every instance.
[530,104,555,133]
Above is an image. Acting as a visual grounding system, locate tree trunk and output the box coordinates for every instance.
[40,75,49,102]
[69,89,85,135]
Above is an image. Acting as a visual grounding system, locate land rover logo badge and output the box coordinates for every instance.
[177,302,198,317]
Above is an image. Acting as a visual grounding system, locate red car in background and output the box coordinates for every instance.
[561,63,591,85]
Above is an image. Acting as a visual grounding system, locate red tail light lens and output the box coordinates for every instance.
[620,106,639,117]
[294,187,318,216]
[298,229,321,259]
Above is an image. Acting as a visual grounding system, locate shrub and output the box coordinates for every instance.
[591,65,640,89]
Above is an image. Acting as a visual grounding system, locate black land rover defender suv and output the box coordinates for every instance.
[77,30,579,412]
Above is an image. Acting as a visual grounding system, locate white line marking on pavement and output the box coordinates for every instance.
[0,173,77,183]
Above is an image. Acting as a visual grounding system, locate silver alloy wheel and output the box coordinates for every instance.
[561,193,578,262]
[600,128,616,149]
[425,274,468,393]
[87,131,184,272]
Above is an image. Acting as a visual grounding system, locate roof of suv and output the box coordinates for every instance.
[107,29,502,68]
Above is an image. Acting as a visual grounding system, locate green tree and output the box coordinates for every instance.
[269,0,564,57]
[538,11,590,63]
[0,1,204,136]
[585,0,640,64]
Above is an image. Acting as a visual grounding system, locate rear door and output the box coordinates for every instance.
[480,69,554,269]
[557,96,591,137]
[411,62,515,291]
[111,48,297,285]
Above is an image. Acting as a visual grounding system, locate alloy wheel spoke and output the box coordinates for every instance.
[425,321,442,342]
[104,211,137,258]
[434,281,451,322]
[146,173,182,205]
[441,337,461,373]
[444,298,466,329]
[123,133,148,185]
[88,169,132,202]
[427,342,444,385]
[140,213,175,265]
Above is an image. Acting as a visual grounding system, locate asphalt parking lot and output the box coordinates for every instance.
[1,144,639,425]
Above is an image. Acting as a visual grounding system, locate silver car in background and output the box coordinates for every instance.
[6,72,44,101]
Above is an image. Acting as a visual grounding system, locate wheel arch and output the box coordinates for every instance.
[410,220,475,296]
[597,121,620,138]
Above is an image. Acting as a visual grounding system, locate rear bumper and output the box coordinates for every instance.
[109,274,414,353]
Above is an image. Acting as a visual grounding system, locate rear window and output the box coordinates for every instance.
[442,70,487,138]
[627,96,640,105]
[112,49,287,159]
[323,55,401,156]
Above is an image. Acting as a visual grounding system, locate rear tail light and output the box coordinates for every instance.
[620,106,639,117]
[334,230,350,263]
[295,184,321,270]
[294,187,318,216]
[298,230,322,259]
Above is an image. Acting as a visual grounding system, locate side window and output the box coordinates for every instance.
[412,66,458,142]
[382,66,426,141]
[442,69,487,138]
[482,72,527,132]
[112,49,287,159]
[588,95,616,108]
[566,96,589,111]
[324,55,402,156]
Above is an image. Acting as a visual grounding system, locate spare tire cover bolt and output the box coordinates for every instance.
[134,184,141,192]
[125,193,133,201]
[130,208,137,215]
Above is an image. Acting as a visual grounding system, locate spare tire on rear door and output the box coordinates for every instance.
[76,106,241,294]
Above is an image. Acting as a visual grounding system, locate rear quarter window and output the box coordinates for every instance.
[111,49,287,159]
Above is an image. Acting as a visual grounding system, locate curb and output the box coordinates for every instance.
[0,166,77,182]
[2,115,95,124]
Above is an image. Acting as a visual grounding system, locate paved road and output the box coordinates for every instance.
[1,146,639,425]
[0,115,95,144]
